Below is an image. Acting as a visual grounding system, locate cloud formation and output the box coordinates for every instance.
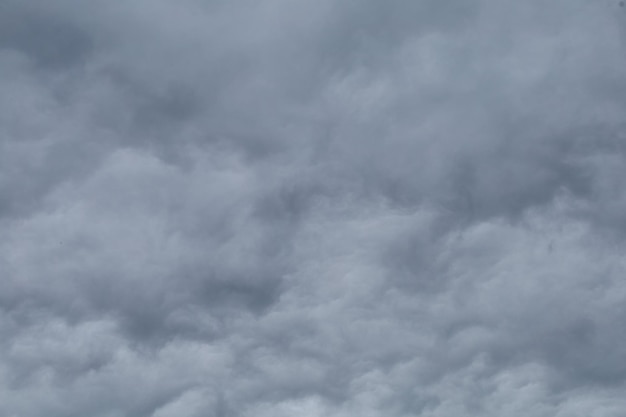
[2,0,626,416]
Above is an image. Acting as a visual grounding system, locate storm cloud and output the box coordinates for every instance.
[2,0,626,416]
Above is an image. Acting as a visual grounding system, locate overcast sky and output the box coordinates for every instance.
[2,0,626,416]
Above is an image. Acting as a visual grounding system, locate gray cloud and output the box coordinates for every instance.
[2,0,626,416]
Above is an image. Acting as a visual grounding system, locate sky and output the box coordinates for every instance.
[1,0,626,416]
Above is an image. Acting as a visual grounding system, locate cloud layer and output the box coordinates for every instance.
[2,0,626,416]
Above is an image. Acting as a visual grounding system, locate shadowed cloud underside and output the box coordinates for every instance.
[2,1,626,416]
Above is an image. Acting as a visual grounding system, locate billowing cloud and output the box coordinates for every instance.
[2,0,626,416]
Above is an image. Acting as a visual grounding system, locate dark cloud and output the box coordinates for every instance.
[0,4,94,70]
[2,0,626,416]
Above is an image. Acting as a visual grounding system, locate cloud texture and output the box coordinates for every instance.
[2,0,626,415]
